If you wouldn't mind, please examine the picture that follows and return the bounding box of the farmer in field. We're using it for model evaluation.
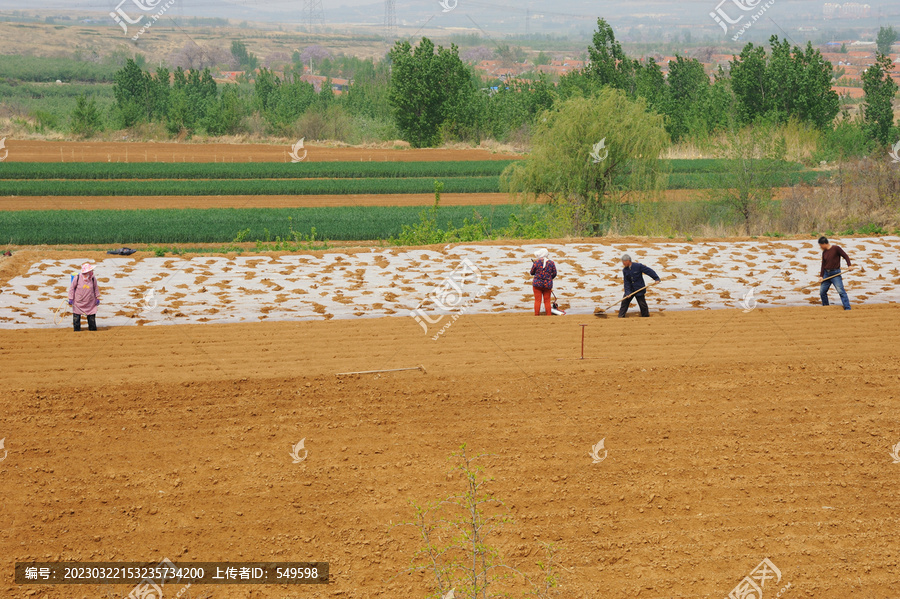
[619,254,660,318]
[818,236,852,310]
[68,262,101,331]
[530,248,557,316]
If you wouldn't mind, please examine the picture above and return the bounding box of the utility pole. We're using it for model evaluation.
[384,0,397,41]
[300,0,325,33]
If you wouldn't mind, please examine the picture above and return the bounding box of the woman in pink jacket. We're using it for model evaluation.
[68,263,100,331]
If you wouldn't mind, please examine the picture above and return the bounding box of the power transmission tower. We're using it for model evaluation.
[300,0,325,33]
[384,0,397,41]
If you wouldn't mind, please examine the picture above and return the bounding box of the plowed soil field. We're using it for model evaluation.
[2,305,900,598]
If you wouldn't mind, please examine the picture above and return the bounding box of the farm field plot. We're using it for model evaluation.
[0,205,522,244]
[1,304,899,598]
[2,237,898,329]
[0,161,515,179]
[0,193,514,211]
[0,189,797,212]
[1,140,518,163]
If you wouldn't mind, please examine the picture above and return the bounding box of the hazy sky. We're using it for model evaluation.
[1,0,897,30]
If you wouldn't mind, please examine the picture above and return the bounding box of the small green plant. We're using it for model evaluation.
[395,445,562,599]
[221,228,251,253]
[857,223,887,235]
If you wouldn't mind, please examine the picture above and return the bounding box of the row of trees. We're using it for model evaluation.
[101,19,897,148]
[386,20,897,147]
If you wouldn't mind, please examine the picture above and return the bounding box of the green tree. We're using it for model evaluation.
[634,58,668,116]
[150,66,170,120]
[231,40,259,71]
[501,89,669,234]
[484,77,555,142]
[773,39,839,128]
[166,87,193,135]
[70,95,103,137]
[344,59,392,120]
[584,18,637,93]
[861,53,899,144]
[254,67,278,112]
[729,43,769,123]
[266,79,316,132]
[730,37,838,129]
[876,26,898,55]
[203,84,245,136]
[113,58,151,127]
[664,56,711,141]
[388,37,474,147]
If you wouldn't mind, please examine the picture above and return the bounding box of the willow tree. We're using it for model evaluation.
[500,88,668,234]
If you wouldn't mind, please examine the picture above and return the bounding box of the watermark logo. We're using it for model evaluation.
[738,268,782,313]
[0,438,7,462]
[726,558,790,599]
[127,557,190,599]
[124,287,159,316]
[137,288,159,313]
[0,138,8,162]
[889,140,900,164]
[589,438,607,464]
[409,258,486,340]
[290,439,308,463]
[438,0,458,12]
[710,0,775,41]
[890,441,900,464]
[290,138,308,163]
[738,287,759,313]
[590,138,609,163]
[110,0,177,41]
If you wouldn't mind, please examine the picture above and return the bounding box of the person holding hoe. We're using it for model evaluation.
[818,236,853,310]
[530,248,557,316]
[68,262,101,331]
[619,254,660,318]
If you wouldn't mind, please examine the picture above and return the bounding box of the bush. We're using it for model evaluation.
[70,95,103,138]
[813,117,876,162]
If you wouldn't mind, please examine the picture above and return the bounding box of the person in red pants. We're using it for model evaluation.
[530,248,557,316]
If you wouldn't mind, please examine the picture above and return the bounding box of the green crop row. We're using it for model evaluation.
[665,170,824,189]
[0,205,523,244]
[663,159,806,174]
[0,177,502,197]
[0,160,516,180]
[0,159,810,181]
[0,171,824,197]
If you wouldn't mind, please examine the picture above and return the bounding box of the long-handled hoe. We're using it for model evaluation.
[594,285,649,318]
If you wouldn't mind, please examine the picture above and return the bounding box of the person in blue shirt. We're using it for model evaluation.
[619,254,660,318]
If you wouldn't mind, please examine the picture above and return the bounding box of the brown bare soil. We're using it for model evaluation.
[0,193,516,211]
[3,140,516,163]
[2,306,899,598]
[0,190,799,211]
